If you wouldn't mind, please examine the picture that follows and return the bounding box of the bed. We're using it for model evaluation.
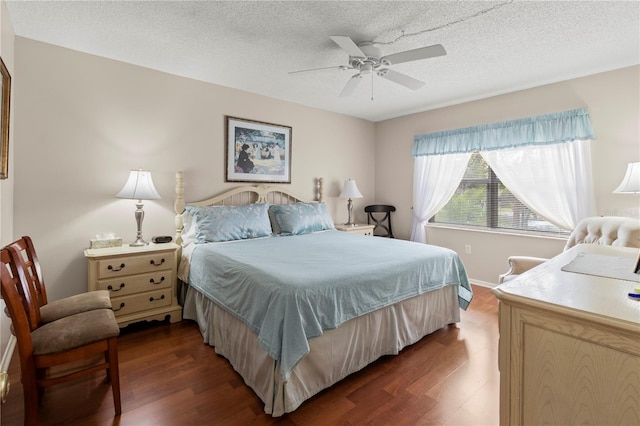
[174,172,473,416]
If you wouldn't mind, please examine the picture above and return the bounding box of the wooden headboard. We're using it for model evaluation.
[174,171,324,245]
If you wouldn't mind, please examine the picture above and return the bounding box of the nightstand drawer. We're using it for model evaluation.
[96,252,171,279]
[98,271,173,297]
[111,289,173,317]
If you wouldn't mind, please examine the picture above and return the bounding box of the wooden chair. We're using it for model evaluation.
[0,248,121,426]
[365,205,396,238]
[6,236,111,324]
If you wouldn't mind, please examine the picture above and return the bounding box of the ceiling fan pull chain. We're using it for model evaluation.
[371,72,374,101]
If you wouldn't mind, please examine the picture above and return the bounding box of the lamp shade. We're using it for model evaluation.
[613,162,640,194]
[116,170,161,200]
[339,179,363,199]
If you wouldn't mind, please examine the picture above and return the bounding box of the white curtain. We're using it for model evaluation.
[481,139,595,230]
[410,152,472,243]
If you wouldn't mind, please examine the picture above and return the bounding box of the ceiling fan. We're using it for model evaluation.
[290,35,447,97]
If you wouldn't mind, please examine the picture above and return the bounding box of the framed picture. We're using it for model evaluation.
[225,116,292,183]
[0,57,10,180]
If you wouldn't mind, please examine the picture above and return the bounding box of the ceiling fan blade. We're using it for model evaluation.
[339,74,362,97]
[330,35,366,58]
[381,44,446,65]
[289,65,349,75]
[378,69,425,90]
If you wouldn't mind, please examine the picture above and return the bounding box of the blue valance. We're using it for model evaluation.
[412,108,595,157]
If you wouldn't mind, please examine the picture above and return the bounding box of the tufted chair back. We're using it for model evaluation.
[564,216,640,251]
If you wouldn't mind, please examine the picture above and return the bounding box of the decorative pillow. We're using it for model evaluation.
[270,202,335,235]
[185,204,272,243]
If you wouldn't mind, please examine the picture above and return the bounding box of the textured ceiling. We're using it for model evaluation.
[6,1,640,122]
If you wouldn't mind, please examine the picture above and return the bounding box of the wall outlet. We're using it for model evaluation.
[465,244,472,254]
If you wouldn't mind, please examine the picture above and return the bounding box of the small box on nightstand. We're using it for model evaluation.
[89,237,123,249]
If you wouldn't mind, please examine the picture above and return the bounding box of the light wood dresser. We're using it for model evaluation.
[493,244,640,426]
[85,243,182,327]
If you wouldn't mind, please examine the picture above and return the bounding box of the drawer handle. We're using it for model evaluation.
[149,276,165,285]
[150,258,165,267]
[149,295,166,302]
[107,283,126,292]
[107,263,126,272]
[112,302,125,312]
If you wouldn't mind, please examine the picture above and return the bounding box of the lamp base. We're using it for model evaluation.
[344,198,356,227]
[130,200,149,247]
[129,237,149,247]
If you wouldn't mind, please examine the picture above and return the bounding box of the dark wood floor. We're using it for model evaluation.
[1,285,499,425]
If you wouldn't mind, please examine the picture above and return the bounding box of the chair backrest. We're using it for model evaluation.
[0,249,38,359]
[2,244,43,330]
[365,204,396,238]
[564,216,640,251]
[6,236,47,308]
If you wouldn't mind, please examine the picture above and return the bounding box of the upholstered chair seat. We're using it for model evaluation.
[499,216,640,283]
[31,308,119,355]
[39,290,112,323]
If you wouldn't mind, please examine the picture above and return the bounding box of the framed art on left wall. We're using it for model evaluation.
[225,116,292,183]
[0,57,10,180]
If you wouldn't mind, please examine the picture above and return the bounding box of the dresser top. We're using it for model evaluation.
[493,244,640,329]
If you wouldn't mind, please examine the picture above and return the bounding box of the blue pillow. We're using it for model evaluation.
[270,202,335,235]
[186,204,272,243]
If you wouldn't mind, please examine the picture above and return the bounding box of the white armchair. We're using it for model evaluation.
[498,216,640,283]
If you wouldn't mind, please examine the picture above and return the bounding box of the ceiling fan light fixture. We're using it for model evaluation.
[291,35,447,98]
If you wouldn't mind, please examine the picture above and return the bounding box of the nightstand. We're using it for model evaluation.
[335,224,375,236]
[84,243,182,327]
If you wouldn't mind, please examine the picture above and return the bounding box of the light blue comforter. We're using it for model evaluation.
[188,230,472,380]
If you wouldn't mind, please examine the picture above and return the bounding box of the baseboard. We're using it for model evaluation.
[0,335,16,404]
[470,279,497,288]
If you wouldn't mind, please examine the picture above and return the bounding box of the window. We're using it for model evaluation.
[432,153,567,234]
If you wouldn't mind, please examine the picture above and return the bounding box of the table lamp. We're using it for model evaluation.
[613,161,640,194]
[339,178,363,226]
[116,169,161,246]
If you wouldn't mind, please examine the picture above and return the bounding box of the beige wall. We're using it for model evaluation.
[0,0,14,367]
[375,65,640,284]
[12,37,375,303]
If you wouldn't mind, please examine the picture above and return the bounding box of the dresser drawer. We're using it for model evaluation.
[97,270,173,297]
[96,252,172,279]
[111,289,173,317]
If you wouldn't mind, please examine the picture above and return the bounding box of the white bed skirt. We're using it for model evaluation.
[183,284,460,416]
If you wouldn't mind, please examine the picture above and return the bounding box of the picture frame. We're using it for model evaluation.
[225,116,292,183]
[0,57,10,180]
